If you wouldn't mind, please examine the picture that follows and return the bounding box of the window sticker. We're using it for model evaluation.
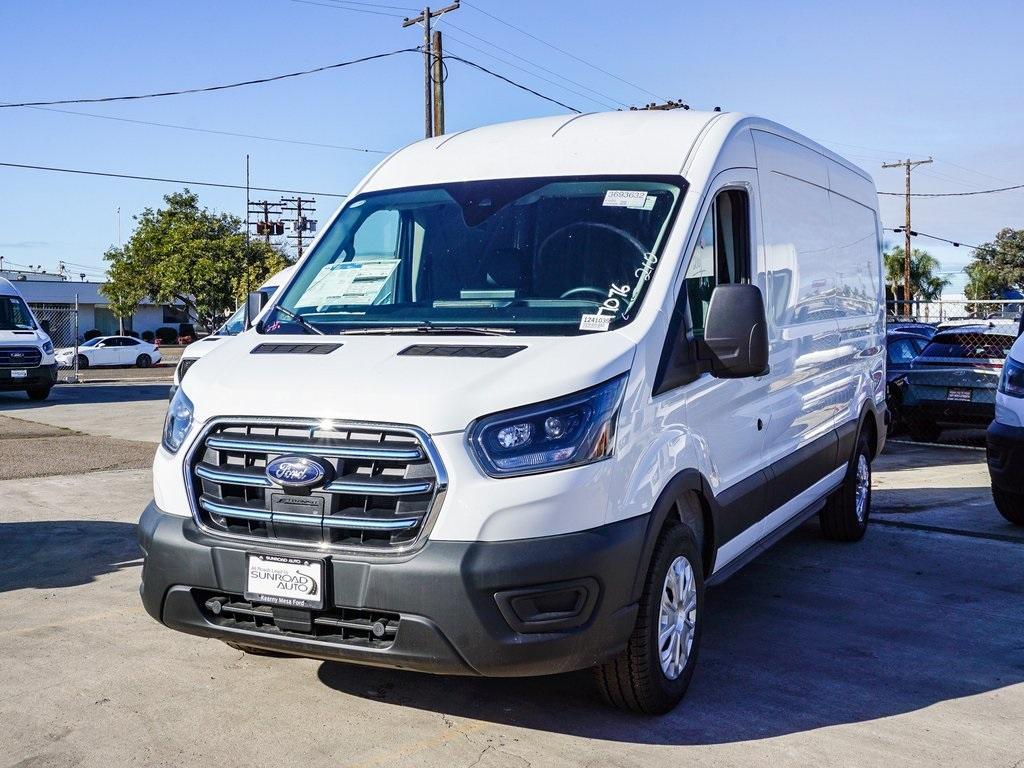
[602,190,650,209]
[579,313,612,332]
[297,259,400,310]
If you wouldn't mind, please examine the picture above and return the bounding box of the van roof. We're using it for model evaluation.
[0,277,21,297]
[359,110,868,192]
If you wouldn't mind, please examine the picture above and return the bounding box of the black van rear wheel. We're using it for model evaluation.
[820,434,871,541]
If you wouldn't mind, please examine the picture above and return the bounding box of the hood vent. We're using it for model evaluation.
[251,343,342,355]
[399,344,526,359]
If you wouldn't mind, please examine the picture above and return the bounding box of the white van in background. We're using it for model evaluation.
[140,110,886,714]
[0,277,57,401]
[172,266,295,387]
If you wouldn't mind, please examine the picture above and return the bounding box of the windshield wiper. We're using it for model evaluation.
[267,306,326,336]
[337,323,515,336]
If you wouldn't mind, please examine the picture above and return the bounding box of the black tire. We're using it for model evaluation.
[136,353,152,368]
[992,486,1024,526]
[594,521,704,714]
[223,641,290,658]
[25,385,51,401]
[76,354,89,370]
[820,434,872,542]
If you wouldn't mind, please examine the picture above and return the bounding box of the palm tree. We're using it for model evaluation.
[883,246,951,315]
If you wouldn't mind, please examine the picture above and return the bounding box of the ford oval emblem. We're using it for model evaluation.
[265,456,328,491]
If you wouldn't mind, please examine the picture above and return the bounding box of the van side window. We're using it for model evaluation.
[683,189,751,335]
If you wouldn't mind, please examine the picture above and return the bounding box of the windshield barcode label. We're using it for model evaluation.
[579,314,612,332]
[603,190,650,208]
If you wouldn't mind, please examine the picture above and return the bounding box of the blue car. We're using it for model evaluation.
[893,323,1016,442]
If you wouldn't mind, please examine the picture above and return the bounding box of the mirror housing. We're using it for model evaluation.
[701,284,769,378]
[245,291,268,329]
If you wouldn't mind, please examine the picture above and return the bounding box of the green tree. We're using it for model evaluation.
[883,246,951,308]
[101,247,147,332]
[964,227,1024,292]
[963,260,1009,301]
[102,190,292,327]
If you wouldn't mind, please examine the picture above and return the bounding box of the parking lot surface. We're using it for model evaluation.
[1,391,1021,767]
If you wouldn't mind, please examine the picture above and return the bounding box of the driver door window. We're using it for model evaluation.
[684,189,751,336]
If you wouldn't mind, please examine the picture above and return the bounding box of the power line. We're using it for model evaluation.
[884,227,990,252]
[435,17,625,109]
[0,161,347,197]
[0,48,418,108]
[289,0,407,18]
[445,54,581,113]
[20,105,388,154]
[878,183,1024,197]
[442,35,612,111]
[460,0,667,102]
[315,0,418,11]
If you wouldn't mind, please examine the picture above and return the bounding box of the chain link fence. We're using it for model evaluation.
[887,300,1019,447]
[30,303,81,383]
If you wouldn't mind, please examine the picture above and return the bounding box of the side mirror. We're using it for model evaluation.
[701,284,769,378]
[245,291,268,329]
[39,319,51,335]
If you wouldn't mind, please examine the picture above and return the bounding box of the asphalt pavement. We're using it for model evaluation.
[0,390,1021,767]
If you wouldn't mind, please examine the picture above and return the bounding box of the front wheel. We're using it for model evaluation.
[992,486,1024,526]
[820,434,872,541]
[26,385,51,401]
[76,354,89,370]
[136,353,152,368]
[594,522,704,714]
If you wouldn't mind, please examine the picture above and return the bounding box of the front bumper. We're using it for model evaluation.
[138,502,644,677]
[0,363,56,391]
[987,420,1024,494]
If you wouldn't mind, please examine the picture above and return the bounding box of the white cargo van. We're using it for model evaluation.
[140,111,886,713]
[0,277,57,401]
[173,266,295,387]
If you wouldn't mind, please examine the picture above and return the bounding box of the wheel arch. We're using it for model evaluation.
[630,468,719,602]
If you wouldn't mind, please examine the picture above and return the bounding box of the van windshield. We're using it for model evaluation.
[266,176,683,336]
[0,295,36,331]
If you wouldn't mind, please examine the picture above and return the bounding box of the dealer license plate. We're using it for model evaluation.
[245,553,324,609]
[946,388,972,402]
[10,369,26,379]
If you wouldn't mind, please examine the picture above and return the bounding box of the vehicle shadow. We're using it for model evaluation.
[316,523,1024,744]
[0,383,170,409]
[0,520,140,593]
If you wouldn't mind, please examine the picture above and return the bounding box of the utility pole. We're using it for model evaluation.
[882,157,932,318]
[402,1,459,138]
[431,29,445,136]
[248,200,283,246]
[281,197,317,259]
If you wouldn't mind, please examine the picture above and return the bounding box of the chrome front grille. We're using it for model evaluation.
[0,346,42,368]
[188,419,446,552]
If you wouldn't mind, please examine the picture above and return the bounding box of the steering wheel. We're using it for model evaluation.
[559,286,608,301]
[539,222,649,301]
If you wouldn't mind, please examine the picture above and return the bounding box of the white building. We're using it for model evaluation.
[1,270,191,344]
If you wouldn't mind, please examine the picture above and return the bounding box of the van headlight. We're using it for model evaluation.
[42,340,54,355]
[469,375,627,477]
[999,357,1024,398]
[162,386,195,453]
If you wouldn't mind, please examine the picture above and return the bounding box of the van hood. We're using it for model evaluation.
[180,334,230,362]
[0,329,45,346]
[182,332,637,434]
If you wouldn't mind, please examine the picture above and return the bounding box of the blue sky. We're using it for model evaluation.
[2,0,1022,295]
